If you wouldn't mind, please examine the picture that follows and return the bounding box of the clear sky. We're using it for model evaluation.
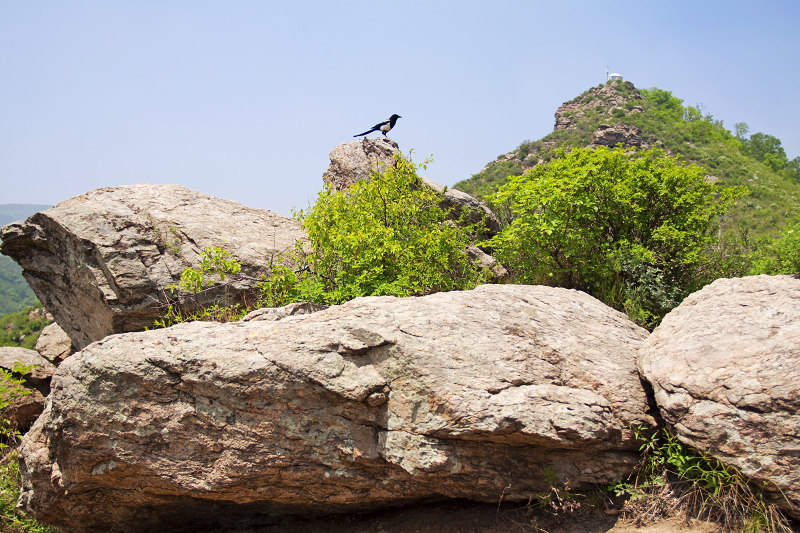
[2,1,799,216]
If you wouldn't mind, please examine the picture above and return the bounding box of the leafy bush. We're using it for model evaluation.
[262,154,488,305]
[749,217,800,275]
[485,146,747,327]
[155,154,489,327]
[0,364,55,532]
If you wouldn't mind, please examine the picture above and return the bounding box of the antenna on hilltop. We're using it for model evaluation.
[606,65,609,82]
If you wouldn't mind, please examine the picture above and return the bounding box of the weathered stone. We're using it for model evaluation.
[639,275,800,519]
[240,301,327,322]
[0,347,55,431]
[0,347,56,396]
[590,123,646,149]
[35,323,74,365]
[19,284,652,532]
[0,184,306,350]
[3,387,46,432]
[323,137,400,192]
[465,245,508,281]
[554,81,643,130]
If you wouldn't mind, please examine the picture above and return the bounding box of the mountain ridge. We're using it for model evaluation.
[454,80,800,237]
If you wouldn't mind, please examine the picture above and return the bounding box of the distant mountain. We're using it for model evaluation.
[0,203,50,315]
[0,203,51,227]
[454,80,800,238]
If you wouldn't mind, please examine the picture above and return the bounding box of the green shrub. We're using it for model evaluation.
[485,146,747,327]
[612,425,792,532]
[749,217,800,275]
[263,154,488,305]
[154,154,490,326]
[1,364,55,532]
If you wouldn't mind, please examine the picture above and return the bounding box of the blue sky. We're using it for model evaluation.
[2,1,799,216]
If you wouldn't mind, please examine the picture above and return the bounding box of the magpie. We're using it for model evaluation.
[354,114,401,137]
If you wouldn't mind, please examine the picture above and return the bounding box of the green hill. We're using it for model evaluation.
[454,81,800,238]
[0,204,50,315]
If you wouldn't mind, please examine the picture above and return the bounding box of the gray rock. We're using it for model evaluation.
[0,347,56,395]
[590,123,646,149]
[240,301,327,322]
[35,323,74,365]
[0,347,55,431]
[639,275,800,519]
[0,184,306,350]
[19,284,652,532]
[323,137,400,192]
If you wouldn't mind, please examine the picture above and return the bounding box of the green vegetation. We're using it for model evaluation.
[264,155,487,305]
[456,82,800,239]
[0,256,39,317]
[0,306,51,350]
[1,364,56,533]
[485,146,746,327]
[611,425,792,532]
[156,154,489,326]
[0,204,50,317]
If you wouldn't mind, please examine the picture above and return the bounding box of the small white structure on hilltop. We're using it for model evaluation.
[605,66,623,82]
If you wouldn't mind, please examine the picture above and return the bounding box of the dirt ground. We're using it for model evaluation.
[215,500,726,533]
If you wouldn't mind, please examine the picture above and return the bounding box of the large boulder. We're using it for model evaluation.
[0,184,306,350]
[639,275,800,518]
[19,284,653,532]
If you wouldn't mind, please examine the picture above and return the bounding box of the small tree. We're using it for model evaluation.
[485,145,746,327]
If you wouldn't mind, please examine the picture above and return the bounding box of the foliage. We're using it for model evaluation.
[485,146,747,327]
[0,363,54,532]
[749,217,800,275]
[154,155,489,327]
[0,306,51,349]
[611,425,792,532]
[0,255,39,317]
[455,82,800,242]
[153,247,250,328]
[261,154,488,306]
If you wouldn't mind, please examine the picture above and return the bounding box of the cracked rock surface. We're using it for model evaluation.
[0,184,305,350]
[19,284,653,532]
[639,275,800,519]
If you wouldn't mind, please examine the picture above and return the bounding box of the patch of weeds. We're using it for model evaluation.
[610,425,793,532]
[0,449,56,533]
[1,365,56,532]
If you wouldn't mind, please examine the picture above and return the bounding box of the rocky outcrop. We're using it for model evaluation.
[590,123,647,149]
[19,284,652,532]
[323,137,401,192]
[35,323,74,365]
[0,184,306,350]
[554,81,643,131]
[639,275,800,518]
[0,347,56,430]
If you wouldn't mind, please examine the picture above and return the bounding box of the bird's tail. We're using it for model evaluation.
[353,130,372,137]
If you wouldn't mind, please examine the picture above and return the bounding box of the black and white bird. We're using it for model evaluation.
[353,114,401,137]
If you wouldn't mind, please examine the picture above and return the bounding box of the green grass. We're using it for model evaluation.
[0,449,55,533]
